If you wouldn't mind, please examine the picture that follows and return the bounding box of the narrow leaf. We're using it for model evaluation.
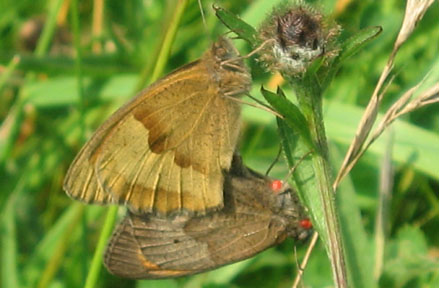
[331,143,376,288]
[319,26,382,90]
[337,26,383,65]
[214,5,258,46]
[261,86,315,151]
[1,190,21,288]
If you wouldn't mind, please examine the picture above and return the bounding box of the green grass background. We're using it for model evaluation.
[1,0,438,287]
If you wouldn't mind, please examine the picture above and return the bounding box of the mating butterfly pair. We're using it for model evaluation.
[64,37,311,279]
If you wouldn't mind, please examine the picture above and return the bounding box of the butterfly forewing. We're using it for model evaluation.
[64,38,250,216]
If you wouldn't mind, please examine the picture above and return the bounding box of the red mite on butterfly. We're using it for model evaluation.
[270,179,284,193]
[300,218,313,229]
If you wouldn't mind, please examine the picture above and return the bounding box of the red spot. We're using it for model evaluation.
[270,180,283,193]
[299,219,312,229]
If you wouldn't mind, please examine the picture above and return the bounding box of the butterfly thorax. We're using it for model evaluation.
[203,37,251,98]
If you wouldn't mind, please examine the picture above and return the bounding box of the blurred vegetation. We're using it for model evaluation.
[0,0,438,288]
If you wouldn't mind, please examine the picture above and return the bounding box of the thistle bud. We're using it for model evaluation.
[258,2,340,76]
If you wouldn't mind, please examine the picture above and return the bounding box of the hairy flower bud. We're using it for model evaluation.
[258,2,340,75]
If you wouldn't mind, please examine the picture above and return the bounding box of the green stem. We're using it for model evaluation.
[1,182,23,288]
[84,206,118,288]
[0,55,20,92]
[35,0,64,57]
[70,0,85,141]
[136,0,190,90]
[289,75,348,287]
[0,56,21,163]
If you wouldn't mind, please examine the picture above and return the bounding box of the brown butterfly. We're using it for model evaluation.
[63,37,251,216]
[104,155,311,279]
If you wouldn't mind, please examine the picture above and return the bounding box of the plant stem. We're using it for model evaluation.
[84,206,118,288]
[136,0,190,90]
[288,75,348,287]
[70,0,85,142]
[35,0,64,57]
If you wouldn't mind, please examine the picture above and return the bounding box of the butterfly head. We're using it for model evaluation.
[209,37,252,97]
[269,180,313,240]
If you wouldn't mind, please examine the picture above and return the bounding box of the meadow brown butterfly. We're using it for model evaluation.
[104,154,311,279]
[64,37,251,216]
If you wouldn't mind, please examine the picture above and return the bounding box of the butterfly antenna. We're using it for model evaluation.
[265,145,283,176]
[245,93,277,111]
[221,38,275,66]
[197,0,207,30]
[292,233,319,288]
[224,94,283,118]
[282,151,313,183]
[293,245,303,272]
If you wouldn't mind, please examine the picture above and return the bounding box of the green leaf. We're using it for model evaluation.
[178,258,254,288]
[319,26,382,90]
[1,188,22,288]
[260,87,315,151]
[25,75,137,108]
[382,226,438,287]
[337,26,383,66]
[262,85,330,242]
[137,279,179,288]
[214,6,258,47]
[21,204,88,287]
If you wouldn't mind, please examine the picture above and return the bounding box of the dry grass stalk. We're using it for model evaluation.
[292,232,319,288]
[92,0,104,53]
[349,82,439,175]
[334,0,436,187]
